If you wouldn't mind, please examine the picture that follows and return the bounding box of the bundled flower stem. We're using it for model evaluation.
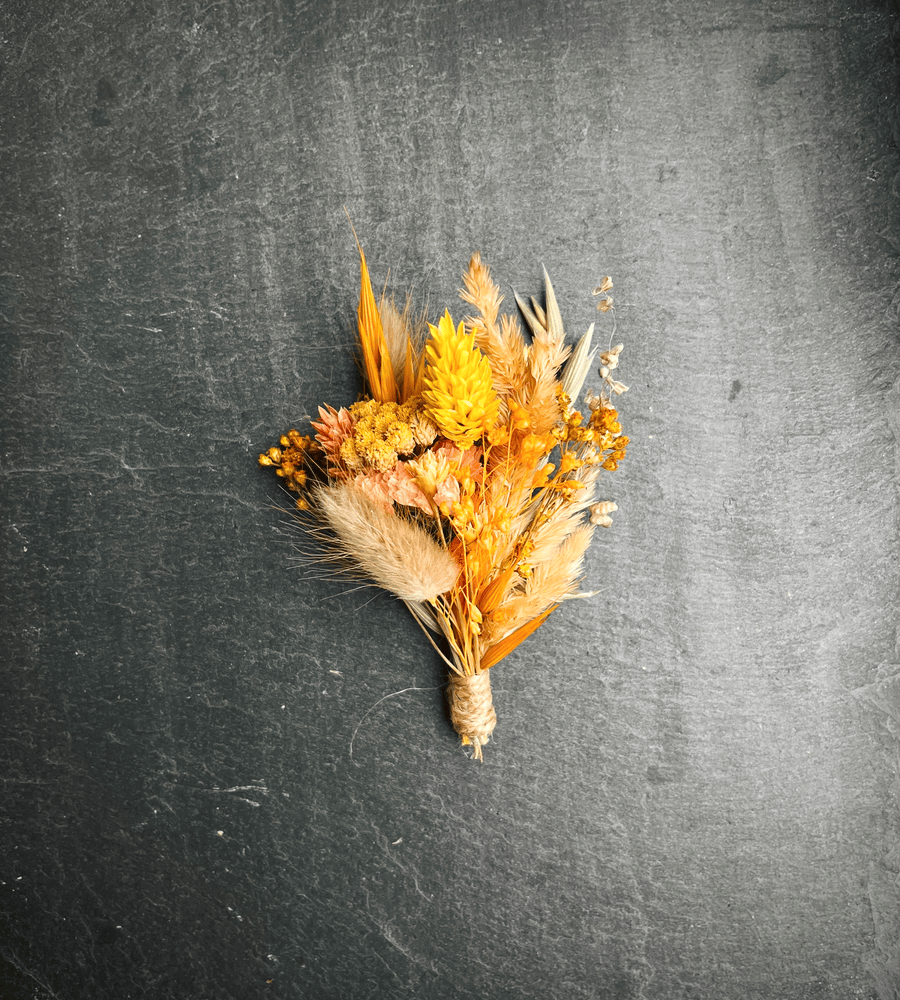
[259,242,628,760]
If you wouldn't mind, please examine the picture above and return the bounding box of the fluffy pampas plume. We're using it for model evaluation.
[259,237,629,760]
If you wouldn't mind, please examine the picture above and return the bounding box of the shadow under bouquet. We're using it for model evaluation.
[259,242,627,759]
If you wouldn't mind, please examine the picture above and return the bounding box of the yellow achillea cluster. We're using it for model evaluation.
[259,241,629,759]
[339,397,437,472]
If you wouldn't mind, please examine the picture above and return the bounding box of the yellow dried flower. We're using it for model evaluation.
[422,311,499,449]
[341,397,429,472]
[339,436,363,469]
[258,429,316,505]
[406,449,453,500]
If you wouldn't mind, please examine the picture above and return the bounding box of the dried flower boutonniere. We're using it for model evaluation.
[259,242,627,759]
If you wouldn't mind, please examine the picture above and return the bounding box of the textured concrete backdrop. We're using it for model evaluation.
[2,1,899,999]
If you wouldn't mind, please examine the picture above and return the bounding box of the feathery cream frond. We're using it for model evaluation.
[483,523,595,646]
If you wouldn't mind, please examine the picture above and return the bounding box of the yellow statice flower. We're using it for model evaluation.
[422,311,499,449]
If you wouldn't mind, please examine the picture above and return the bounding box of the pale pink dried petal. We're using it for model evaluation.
[432,440,484,484]
[311,404,355,465]
[433,475,460,508]
[351,471,394,513]
[384,463,432,514]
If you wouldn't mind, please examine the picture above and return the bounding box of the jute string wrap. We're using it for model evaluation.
[447,671,497,761]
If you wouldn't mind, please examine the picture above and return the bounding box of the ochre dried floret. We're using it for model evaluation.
[258,429,317,507]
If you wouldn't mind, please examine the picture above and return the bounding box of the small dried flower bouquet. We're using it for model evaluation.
[259,243,627,759]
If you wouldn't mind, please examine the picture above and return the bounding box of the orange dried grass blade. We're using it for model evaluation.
[477,561,518,615]
[355,242,398,403]
[480,604,558,670]
[378,344,396,403]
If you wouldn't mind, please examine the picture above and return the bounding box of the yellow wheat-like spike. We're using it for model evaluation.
[422,311,499,449]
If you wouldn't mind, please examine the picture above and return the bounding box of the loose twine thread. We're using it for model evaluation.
[447,671,497,761]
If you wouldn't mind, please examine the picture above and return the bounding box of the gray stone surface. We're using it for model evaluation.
[1,1,899,998]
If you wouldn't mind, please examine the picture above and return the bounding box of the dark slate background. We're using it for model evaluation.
[2,1,900,998]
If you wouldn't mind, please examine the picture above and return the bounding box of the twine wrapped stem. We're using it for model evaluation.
[447,671,497,761]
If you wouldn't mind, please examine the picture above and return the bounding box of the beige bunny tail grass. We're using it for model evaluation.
[378,296,412,392]
[315,482,459,603]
